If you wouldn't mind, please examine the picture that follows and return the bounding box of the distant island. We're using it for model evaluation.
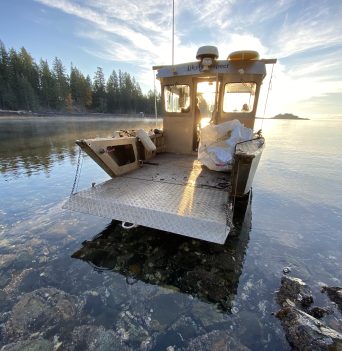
[271,113,309,120]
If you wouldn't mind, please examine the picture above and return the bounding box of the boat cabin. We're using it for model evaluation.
[155,46,275,154]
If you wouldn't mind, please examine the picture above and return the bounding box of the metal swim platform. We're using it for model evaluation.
[63,153,233,244]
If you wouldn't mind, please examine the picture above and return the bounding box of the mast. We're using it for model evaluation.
[172,0,175,66]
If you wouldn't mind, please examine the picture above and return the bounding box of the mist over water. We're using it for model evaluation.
[0,116,341,350]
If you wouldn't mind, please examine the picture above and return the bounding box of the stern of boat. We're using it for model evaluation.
[231,136,265,197]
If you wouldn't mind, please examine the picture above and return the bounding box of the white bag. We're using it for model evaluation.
[198,120,253,171]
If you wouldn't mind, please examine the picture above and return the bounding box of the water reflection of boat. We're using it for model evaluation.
[72,194,252,312]
[64,47,276,244]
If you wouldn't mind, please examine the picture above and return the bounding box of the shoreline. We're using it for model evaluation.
[0,110,160,120]
[1,110,308,121]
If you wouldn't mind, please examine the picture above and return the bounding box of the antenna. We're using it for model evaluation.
[172,0,175,65]
[154,71,158,127]
[261,63,275,130]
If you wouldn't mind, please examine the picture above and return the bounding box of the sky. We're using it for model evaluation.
[0,0,342,118]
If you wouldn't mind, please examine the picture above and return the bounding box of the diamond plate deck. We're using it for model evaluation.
[63,153,233,244]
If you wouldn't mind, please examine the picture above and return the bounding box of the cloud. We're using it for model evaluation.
[34,0,342,115]
[273,2,342,58]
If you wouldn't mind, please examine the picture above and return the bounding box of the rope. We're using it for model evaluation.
[261,63,275,131]
[70,146,83,196]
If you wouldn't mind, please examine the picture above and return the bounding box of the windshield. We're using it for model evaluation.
[223,82,256,113]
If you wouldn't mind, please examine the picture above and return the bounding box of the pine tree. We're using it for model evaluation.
[70,66,92,111]
[106,70,119,113]
[18,47,39,110]
[92,67,106,112]
[7,48,21,109]
[0,41,12,109]
[65,93,73,112]
[39,59,58,110]
[53,57,69,110]
[0,40,162,116]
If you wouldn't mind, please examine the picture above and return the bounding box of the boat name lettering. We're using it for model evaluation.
[187,64,229,71]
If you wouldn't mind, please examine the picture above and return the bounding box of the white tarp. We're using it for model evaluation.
[198,119,253,171]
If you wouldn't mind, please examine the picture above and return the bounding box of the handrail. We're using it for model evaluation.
[234,136,265,154]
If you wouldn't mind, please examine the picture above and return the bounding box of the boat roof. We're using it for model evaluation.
[153,58,277,79]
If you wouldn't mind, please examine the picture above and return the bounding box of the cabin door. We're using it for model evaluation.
[194,79,220,149]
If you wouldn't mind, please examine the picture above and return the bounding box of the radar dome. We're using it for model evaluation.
[196,46,219,60]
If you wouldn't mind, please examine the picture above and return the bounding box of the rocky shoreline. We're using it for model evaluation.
[276,275,342,350]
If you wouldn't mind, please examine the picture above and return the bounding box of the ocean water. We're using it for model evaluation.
[0,116,341,350]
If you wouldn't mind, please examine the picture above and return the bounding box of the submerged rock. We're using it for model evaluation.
[4,268,42,297]
[3,287,81,342]
[191,302,227,328]
[322,286,342,312]
[0,290,8,311]
[115,310,150,347]
[169,315,205,341]
[277,276,313,308]
[276,304,342,351]
[0,338,54,351]
[65,325,132,351]
[308,306,333,319]
[183,330,250,351]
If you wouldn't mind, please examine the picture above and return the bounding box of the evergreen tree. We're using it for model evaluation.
[70,66,92,111]
[53,57,69,110]
[7,48,21,109]
[65,92,73,112]
[92,67,106,112]
[106,69,119,113]
[118,69,123,113]
[0,40,162,115]
[39,59,58,109]
[18,47,39,110]
[0,41,12,109]
[85,75,92,109]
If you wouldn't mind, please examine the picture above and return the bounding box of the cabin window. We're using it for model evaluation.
[164,85,190,113]
[223,82,256,113]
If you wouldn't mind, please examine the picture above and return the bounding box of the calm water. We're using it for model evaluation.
[0,116,341,350]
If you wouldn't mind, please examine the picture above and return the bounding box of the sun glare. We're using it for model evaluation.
[200,117,211,128]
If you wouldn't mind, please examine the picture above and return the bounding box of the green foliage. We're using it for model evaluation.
[92,67,106,112]
[53,57,69,109]
[0,40,161,115]
[70,66,92,111]
[39,59,58,109]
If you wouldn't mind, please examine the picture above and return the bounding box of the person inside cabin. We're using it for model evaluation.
[242,103,249,112]
[193,97,201,150]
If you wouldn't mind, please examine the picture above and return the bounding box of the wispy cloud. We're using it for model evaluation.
[34,0,342,115]
[274,2,342,58]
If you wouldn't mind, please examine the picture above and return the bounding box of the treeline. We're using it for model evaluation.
[0,40,160,114]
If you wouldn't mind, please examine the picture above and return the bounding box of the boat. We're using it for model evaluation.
[63,46,276,244]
